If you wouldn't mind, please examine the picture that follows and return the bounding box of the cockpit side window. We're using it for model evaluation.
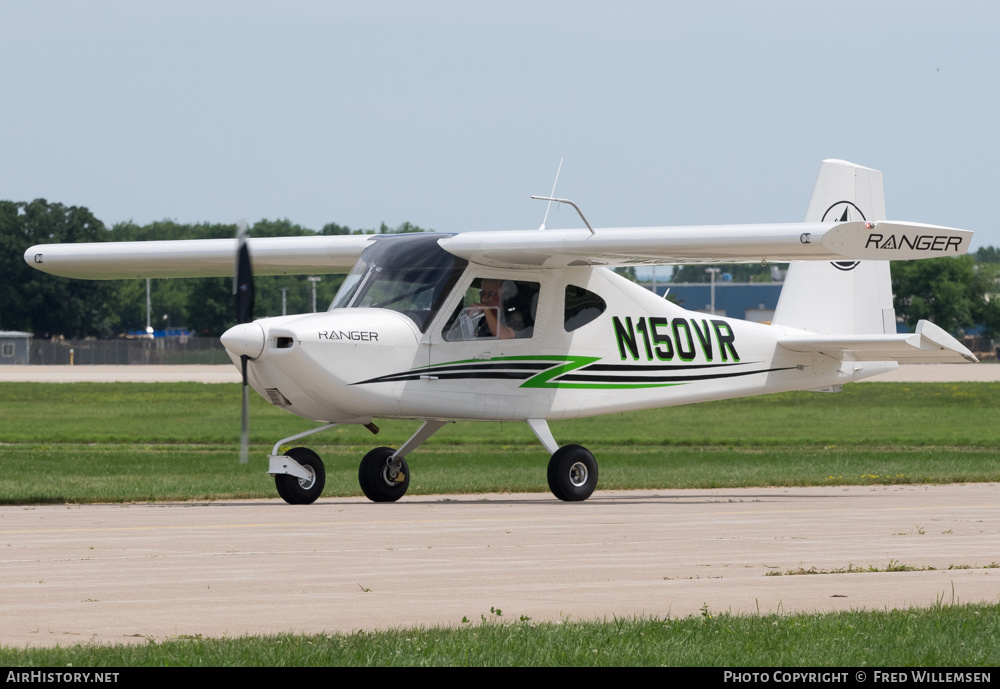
[330,234,466,332]
[564,284,606,331]
[442,277,540,341]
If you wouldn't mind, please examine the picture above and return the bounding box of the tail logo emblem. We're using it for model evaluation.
[823,201,866,271]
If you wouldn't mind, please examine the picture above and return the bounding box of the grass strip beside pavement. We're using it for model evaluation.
[2,603,997,666]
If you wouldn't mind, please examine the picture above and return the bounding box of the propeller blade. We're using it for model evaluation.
[234,220,255,325]
[234,220,254,464]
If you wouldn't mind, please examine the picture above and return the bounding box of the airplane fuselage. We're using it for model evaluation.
[232,260,859,426]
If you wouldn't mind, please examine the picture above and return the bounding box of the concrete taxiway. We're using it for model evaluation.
[2,484,998,647]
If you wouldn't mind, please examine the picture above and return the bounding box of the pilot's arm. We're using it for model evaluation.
[469,303,514,339]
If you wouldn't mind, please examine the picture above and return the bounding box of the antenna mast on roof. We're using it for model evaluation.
[537,158,563,231]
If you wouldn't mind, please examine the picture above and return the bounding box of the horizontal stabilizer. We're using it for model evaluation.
[778,320,978,363]
[24,235,374,279]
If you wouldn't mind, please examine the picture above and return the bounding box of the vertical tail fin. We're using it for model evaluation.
[772,160,896,335]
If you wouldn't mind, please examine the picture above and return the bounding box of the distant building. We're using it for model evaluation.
[648,283,783,322]
[0,331,33,365]
[124,327,193,340]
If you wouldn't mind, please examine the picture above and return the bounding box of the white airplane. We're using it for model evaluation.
[25,160,977,504]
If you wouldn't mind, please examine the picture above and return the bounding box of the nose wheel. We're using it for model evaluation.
[274,447,326,505]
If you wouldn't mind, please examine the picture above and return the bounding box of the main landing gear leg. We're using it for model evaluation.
[527,418,599,502]
[359,420,448,503]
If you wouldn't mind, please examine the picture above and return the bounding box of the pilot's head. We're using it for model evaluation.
[481,279,516,307]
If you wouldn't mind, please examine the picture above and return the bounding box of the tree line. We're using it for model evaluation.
[0,199,427,339]
[2,199,998,339]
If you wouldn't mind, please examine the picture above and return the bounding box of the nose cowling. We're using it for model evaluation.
[221,322,265,360]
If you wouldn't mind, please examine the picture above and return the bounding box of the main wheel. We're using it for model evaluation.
[359,446,410,502]
[275,447,326,505]
[547,445,598,502]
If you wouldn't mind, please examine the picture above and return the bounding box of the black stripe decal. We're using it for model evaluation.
[559,366,794,383]
[354,363,550,385]
[583,362,752,372]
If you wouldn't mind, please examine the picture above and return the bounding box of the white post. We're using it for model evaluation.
[307,277,321,313]
[145,278,153,337]
[706,267,721,315]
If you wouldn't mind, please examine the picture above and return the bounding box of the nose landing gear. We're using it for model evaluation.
[274,447,326,505]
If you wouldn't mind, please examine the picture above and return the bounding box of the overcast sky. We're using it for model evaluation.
[2,1,997,248]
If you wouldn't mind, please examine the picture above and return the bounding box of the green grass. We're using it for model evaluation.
[5,381,1000,446]
[2,382,999,503]
[2,604,997,666]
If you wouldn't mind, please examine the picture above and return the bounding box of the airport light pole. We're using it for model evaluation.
[706,267,721,315]
[307,277,321,313]
[145,278,153,337]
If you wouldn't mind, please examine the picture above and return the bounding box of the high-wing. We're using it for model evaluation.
[440,220,972,269]
[24,219,970,279]
[24,235,374,279]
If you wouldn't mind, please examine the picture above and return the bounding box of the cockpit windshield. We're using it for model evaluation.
[330,234,467,332]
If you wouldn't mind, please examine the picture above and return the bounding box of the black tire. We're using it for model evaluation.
[358,446,410,503]
[547,445,598,502]
[274,472,292,503]
[275,447,326,505]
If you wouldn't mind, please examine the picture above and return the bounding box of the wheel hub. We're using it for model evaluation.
[382,458,405,485]
[568,461,588,487]
[297,466,316,490]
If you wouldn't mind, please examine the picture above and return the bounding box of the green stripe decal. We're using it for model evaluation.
[518,356,682,389]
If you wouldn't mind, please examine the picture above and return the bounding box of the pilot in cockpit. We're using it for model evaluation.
[444,277,537,341]
[469,279,519,339]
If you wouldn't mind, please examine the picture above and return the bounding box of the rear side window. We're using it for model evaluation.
[564,285,606,331]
